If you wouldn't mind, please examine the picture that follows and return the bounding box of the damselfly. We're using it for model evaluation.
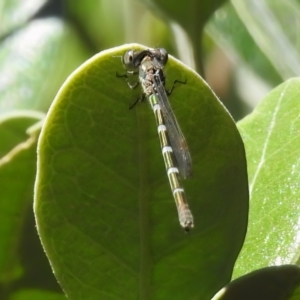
[120,48,194,231]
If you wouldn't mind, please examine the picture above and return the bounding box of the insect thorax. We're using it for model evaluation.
[139,57,166,97]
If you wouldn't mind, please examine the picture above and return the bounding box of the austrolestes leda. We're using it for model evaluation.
[120,48,194,232]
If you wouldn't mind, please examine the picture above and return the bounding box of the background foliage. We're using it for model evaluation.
[1,0,300,299]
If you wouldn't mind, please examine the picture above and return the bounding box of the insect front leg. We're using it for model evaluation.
[129,93,145,109]
[116,71,139,90]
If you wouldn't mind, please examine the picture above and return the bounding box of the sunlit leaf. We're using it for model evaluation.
[235,78,300,278]
[34,43,248,299]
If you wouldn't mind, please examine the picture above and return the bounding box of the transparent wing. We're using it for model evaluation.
[153,74,192,179]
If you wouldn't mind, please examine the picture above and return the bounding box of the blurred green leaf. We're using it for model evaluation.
[67,0,170,50]
[0,17,90,115]
[207,3,282,86]
[35,44,248,299]
[141,0,228,72]
[0,111,43,286]
[212,265,300,300]
[0,0,46,36]
[67,0,126,48]
[143,0,227,33]
[0,112,42,157]
[231,0,300,79]
[0,111,63,297]
[9,289,65,300]
[234,78,300,278]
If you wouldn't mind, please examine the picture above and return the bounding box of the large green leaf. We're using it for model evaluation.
[34,43,248,300]
[235,78,300,278]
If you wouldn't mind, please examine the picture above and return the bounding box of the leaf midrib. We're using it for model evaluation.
[136,103,153,300]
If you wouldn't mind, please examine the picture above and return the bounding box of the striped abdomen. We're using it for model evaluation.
[148,94,194,231]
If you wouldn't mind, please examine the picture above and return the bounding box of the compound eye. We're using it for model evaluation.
[157,48,168,66]
[122,50,135,68]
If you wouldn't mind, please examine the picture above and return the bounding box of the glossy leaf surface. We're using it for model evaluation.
[35,43,248,300]
[235,79,300,278]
